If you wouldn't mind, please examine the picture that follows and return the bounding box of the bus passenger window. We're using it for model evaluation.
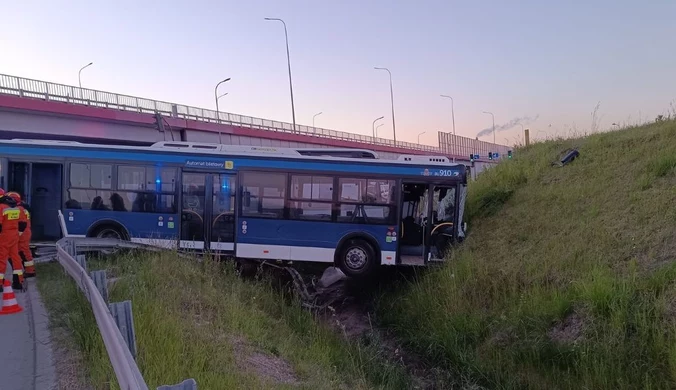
[241,172,286,218]
[336,177,395,224]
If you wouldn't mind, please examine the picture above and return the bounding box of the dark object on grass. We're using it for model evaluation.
[551,148,580,167]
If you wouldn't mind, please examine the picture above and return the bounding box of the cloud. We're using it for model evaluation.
[476,114,540,138]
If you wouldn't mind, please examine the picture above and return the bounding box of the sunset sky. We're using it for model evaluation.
[2,0,675,147]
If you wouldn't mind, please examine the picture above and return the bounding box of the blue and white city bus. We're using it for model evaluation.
[0,139,467,277]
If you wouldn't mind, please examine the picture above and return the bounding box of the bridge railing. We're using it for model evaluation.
[0,73,509,157]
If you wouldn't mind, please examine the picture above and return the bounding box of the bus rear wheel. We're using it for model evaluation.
[336,239,377,278]
[88,224,128,255]
[95,227,124,240]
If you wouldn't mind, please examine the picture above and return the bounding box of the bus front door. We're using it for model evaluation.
[429,185,458,261]
[399,182,431,266]
[180,172,236,253]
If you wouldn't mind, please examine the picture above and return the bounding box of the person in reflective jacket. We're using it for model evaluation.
[0,189,25,290]
[7,192,35,277]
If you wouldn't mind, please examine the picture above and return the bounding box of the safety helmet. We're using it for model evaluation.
[7,192,20,202]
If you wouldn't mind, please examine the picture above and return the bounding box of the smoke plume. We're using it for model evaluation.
[476,114,540,138]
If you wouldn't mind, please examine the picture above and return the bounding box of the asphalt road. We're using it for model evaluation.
[0,275,56,390]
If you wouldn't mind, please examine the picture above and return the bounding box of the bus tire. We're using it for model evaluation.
[336,238,378,278]
[89,223,129,241]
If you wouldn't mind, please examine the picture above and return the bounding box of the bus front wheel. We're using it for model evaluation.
[336,239,377,278]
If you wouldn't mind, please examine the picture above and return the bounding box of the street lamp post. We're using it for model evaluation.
[78,62,93,89]
[214,78,231,144]
[214,78,231,122]
[265,17,297,133]
[440,95,456,137]
[417,131,426,143]
[375,123,384,138]
[313,112,323,130]
[482,111,495,144]
[372,116,384,139]
[374,67,397,146]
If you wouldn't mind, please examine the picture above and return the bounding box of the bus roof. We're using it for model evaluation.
[0,139,462,169]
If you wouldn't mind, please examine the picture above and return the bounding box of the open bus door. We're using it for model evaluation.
[398,182,460,265]
[180,172,236,253]
[3,160,63,241]
[0,158,7,190]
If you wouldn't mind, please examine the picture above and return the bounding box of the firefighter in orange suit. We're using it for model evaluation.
[8,192,35,277]
[0,189,25,290]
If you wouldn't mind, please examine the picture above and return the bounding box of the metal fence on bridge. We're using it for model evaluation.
[0,73,508,158]
[438,132,511,159]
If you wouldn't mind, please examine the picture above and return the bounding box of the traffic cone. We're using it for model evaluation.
[0,279,23,315]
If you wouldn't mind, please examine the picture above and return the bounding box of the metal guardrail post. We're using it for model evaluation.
[91,270,109,303]
[109,301,138,359]
[76,254,87,271]
[157,379,198,390]
[68,241,77,257]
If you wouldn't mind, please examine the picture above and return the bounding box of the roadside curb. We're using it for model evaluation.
[26,278,57,390]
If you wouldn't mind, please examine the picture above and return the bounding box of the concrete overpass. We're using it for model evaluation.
[0,73,509,170]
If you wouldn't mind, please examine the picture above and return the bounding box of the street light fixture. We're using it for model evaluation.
[440,95,456,137]
[78,62,93,89]
[374,67,397,146]
[313,112,323,129]
[265,17,297,133]
[417,131,426,144]
[482,111,495,144]
[375,123,384,138]
[372,116,384,139]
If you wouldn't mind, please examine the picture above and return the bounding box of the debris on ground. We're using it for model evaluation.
[551,148,580,167]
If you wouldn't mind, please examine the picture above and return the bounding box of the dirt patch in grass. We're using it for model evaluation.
[230,335,300,386]
[547,310,586,345]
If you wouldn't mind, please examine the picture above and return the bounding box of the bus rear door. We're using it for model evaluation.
[180,172,236,253]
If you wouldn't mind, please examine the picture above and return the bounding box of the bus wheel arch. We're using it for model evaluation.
[334,233,380,278]
[87,220,130,241]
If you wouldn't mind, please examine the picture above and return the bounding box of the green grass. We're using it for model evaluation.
[38,252,411,389]
[378,119,676,389]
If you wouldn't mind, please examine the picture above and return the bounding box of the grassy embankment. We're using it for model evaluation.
[38,251,410,390]
[379,119,676,389]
